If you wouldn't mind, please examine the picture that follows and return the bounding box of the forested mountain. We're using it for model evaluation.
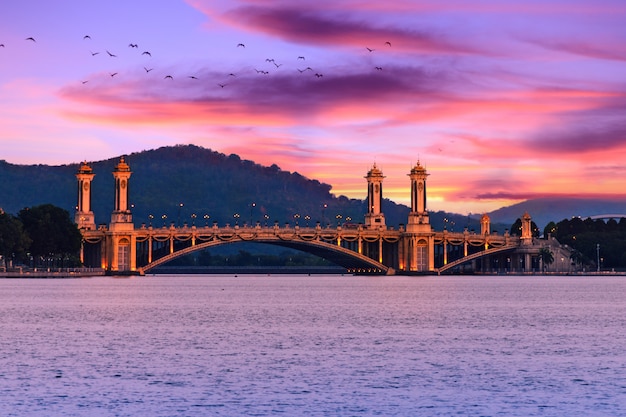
[488,197,626,230]
[1,145,413,228]
[0,144,534,232]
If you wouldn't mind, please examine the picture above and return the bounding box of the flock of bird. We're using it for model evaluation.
[1,35,393,90]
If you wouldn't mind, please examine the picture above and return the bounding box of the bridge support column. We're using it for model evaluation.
[105,157,137,274]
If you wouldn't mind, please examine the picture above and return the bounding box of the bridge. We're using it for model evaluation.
[75,159,550,275]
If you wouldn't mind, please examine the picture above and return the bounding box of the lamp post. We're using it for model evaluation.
[148,214,154,227]
[264,214,270,227]
[233,213,240,226]
[177,203,184,227]
[249,202,256,226]
[322,204,327,226]
[191,213,197,226]
[161,214,167,227]
[294,213,300,226]
[204,214,210,226]
[596,244,600,272]
[304,215,311,227]
[336,214,342,226]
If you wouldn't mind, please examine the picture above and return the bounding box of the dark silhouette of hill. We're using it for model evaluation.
[487,197,626,230]
[1,145,417,228]
[5,145,595,233]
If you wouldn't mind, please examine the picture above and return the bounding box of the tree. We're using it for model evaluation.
[538,247,554,272]
[0,212,31,268]
[543,221,557,238]
[18,204,82,267]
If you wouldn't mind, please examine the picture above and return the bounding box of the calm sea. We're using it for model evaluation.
[0,274,624,416]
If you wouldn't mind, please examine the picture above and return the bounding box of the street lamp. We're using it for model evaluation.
[191,213,197,226]
[250,202,256,225]
[322,204,327,226]
[148,214,154,227]
[233,213,240,226]
[177,203,184,227]
[161,214,167,227]
[304,215,311,227]
[204,214,210,226]
[336,214,342,226]
[264,214,270,226]
[294,213,300,226]
[596,244,600,272]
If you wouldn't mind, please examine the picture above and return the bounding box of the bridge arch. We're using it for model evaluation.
[138,236,392,275]
[436,245,518,274]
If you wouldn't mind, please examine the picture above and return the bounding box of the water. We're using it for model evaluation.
[0,275,624,416]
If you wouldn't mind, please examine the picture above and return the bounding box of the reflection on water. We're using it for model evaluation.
[1,275,624,416]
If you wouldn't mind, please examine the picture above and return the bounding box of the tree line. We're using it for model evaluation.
[543,217,626,270]
[0,204,82,270]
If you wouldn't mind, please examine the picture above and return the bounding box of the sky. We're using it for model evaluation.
[1,0,625,215]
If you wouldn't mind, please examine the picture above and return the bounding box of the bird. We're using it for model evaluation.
[366,47,374,52]
[143,67,153,73]
[385,41,391,47]
[83,35,91,40]
[228,73,236,77]
[142,51,151,56]
[188,75,198,80]
[274,62,282,68]
[217,83,227,88]
[106,50,117,57]
[25,37,36,42]
[90,50,99,56]
[265,58,274,62]
[0,44,4,48]
[237,43,245,48]
[375,66,383,70]
[81,80,89,84]
[315,73,323,78]
[129,43,138,48]
[110,72,118,77]
[297,56,305,60]
[164,75,173,80]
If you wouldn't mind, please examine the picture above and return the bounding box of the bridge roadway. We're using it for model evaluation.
[82,223,520,275]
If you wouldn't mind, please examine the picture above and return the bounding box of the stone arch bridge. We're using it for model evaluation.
[76,159,543,275]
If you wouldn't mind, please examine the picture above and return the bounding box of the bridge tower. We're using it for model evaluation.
[481,213,490,236]
[402,161,435,272]
[75,162,96,231]
[105,157,137,274]
[364,164,386,229]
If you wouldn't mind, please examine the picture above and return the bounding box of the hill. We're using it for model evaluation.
[6,145,588,233]
[0,145,521,232]
[487,198,626,230]
[1,145,413,228]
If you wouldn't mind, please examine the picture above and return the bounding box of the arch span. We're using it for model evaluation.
[436,245,517,274]
[139,236,392,275]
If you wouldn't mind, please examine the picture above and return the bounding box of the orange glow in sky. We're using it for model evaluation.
[1,1,625,214]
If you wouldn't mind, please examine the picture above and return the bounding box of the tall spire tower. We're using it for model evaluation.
[364,163,386,228]
[75,161,96,230]
[401,160,434,273]
[110,156,133,225]
[407,160,430,230]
